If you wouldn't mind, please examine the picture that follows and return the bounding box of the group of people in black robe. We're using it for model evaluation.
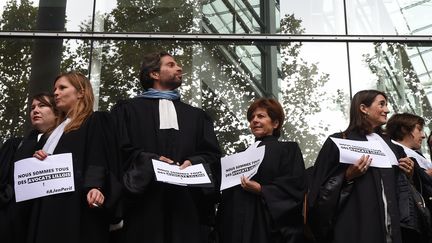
[1,51,432,243]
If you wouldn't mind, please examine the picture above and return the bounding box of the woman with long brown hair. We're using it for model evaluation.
[32,71,120,243]
[308,90,415,243]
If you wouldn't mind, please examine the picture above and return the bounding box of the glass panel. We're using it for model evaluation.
[65,0,94,32]
[0,0,93,32]
[279,0,346,34]
[94,0,275,34]
[201,0,263,34]
[280,42,350,166]
[0,0,38,31]
[347,0,432,35]
[87,40,261,153]
[96,0,203,33]
[0,39,351,165]
[0,0,282,35]
[0,38,90,142]
[0,38,34,141]
[350,42,432,156]
[401,1,432,35]
[82,40,348,166]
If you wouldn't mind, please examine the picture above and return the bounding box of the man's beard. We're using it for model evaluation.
[160,77,182,90]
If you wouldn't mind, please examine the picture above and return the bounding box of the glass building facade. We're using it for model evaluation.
[1,0,432,166]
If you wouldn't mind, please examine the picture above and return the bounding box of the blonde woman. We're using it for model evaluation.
[32,71,120,243]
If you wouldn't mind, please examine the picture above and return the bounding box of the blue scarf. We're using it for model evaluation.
[137,88,181,100]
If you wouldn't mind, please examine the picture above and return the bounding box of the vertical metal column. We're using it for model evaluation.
[261,0,279,98]
[89,0,103,111]
[343,0,353,100]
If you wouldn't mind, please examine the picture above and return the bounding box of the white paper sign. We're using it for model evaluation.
[393,141,432,170]
[152,160,211,186]
[14,153,75,202]
[220,144,265,191]
[330,137,392,168]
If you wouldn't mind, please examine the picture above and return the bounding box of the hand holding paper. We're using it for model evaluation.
[240,175,261,194]
[330,137,393,168]
[33,149,49,160]
[345,154,372,181]
[220,143,265,191]
[152,159,211,186]
[14,153,75,202]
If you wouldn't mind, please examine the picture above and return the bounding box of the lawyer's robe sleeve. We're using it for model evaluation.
[110,101,158,194]
[185,111,221,188]
[186,111,221,165]
[84,112,122,217]
[307,135,350,241]
[261,142,306,228]
[0,137,22,206]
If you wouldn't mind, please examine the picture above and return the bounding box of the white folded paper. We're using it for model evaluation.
[392,140,432,170]
[330,137,393,168]
[220,143,265,191]
[152,159,211,186]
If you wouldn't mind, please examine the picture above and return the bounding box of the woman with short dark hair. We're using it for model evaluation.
[386,113,432,242]
[217,98,306,243]
[386,113,425,145]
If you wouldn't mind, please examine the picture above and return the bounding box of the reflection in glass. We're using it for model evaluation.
[352,42,432,118]
[0,38,34,140]
[202,0,262,34]
[279,0,345,35]
[64,0,94,31]
[347,0,432,35]
[280,41,350,166]
[0,0,37,31]
[0,0,93,32]
[83,38,351,164]
[0,38,90,140]
[88,40,260,153]
[351,42,432,156]
[95,1,200,33]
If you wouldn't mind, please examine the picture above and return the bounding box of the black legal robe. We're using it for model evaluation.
[1,130,51,243]
[308,131,403,243]
[111,97,221,243]
[0,137,23,243]
[24,112,120,243]
[0,137,23,207]
[217,136,306,243]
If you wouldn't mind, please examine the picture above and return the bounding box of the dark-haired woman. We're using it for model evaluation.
[32,72,121,243]
[427,133,432,171]
[217,98,306,243]
[308,90,415,243]
[1,92,59,243]
[387,113,432,242]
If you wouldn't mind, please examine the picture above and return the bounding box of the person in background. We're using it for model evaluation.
[308,90,415,243]
[386,112,432,242]
[217,98,306,243]
[110,51,221,243]
[32,71,121,243]
[428,133,432,170]
[0,92,59,243]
